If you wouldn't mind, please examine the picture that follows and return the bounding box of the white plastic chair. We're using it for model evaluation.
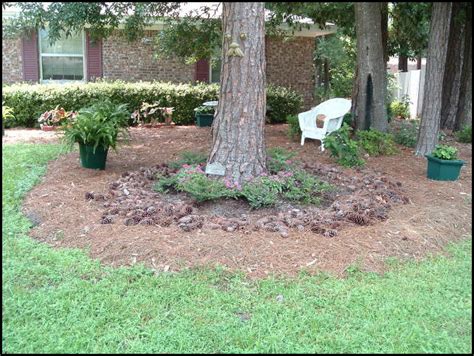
[298,98,352,151]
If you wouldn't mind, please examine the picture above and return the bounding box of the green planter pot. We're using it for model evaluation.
[79,143,109,170]
[195,113,214,127]
[425,154,465,181]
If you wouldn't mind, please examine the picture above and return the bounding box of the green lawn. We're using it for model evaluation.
[2,143,472,353]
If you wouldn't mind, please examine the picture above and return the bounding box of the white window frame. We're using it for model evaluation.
[38,29,87,83]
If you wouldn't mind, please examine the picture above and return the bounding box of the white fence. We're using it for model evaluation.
[390,66,426,118]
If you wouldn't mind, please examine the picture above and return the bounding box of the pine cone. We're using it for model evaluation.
[139,217,155,226]
[85,192,94,201]
[346,212,369,226]
[310,224,326,235]
[100,215,114,224]
[323,229,337,238]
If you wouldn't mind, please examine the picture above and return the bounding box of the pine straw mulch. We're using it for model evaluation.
[22,125,472,278]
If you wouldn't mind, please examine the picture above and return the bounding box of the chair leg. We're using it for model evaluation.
[301,134,305,146]
[320,139,325,152]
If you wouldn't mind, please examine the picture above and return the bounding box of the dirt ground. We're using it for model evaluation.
[12,125,472,278]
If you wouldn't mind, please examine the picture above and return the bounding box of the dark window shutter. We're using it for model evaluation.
[86,32,103,81]
[22,31,39,82]
[195,59,210,83]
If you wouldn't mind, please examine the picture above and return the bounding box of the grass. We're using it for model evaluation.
[2,143,472,354]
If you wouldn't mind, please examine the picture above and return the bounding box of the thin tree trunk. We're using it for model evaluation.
[398,55,408,72]
[441,2,465,130]
[416,2,453,156]
[353,2,388,132]
[208,2,266,184]
[454,13,472,131]
[323,58,330,95]
[416,56,422,70]
[381,2,389,63]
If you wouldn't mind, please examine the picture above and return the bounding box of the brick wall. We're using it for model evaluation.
[102,30,195,83]
[266,36,315,109]
[2,38,23,83]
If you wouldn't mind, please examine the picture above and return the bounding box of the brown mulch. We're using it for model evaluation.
[21,125,472,278]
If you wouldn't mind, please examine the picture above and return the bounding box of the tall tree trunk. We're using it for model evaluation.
[398,55,408,72]
[208,2,266,184]
[323,58,330,95]
[454,12,472,131]
[416,2,453,156]
[381,2,389,63]
[440,2,465,130]
[353,2,388,132]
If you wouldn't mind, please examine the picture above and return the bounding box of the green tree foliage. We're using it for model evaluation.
[388,2,431,59]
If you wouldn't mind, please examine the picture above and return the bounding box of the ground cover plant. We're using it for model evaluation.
[456,125,472,143]
[2,143,472,353]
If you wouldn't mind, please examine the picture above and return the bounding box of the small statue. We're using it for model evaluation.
[227,42,244,57]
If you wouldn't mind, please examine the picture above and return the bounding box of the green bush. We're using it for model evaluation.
[323,123,365,168]
[286,114,301,141]
[2,81,303,127]
[266,85,304,124]
[431,145,458,160]
[456,125,472,143]
[241,176,282,209]
[356,129,399,156]
[391,120,419,148]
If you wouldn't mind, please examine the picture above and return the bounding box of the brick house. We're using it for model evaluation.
[2,12,335,108]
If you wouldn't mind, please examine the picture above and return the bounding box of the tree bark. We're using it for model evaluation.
[454,13,472,131]
[416,2,452,156]
[416,56,422,70]
[398,55,408,72]
[353,2,388,132]
[440,2,465,130]
[208,2,266,184]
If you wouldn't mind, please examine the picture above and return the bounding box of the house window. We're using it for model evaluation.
[39,29,85,81]
[210,58,222,83]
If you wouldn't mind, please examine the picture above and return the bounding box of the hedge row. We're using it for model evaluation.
[2,80,304,127]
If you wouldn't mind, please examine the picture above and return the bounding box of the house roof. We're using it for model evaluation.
[2,3,336,38]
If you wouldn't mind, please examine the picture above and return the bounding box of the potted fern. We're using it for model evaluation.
[425,144,465,181]
[62,101,130,170]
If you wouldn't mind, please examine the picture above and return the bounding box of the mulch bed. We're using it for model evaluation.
[21,125,472,278]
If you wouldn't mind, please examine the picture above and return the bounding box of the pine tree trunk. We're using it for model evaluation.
[440,2,465,130]
[416,56,422,70]
[207,2,266,184]
[353,2,388,132]
[454,14,472,131]
[398,55,408,72]
[416,2,453,156]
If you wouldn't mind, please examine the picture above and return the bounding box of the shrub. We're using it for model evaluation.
[267,147,297,173]
[168,151,208,170]
[323,123,365,167]
[356,129,399,156]
[2,81,303,127]
[131,102,173,126]
[390,94,411,120]
[38,105,77,127]
[241,176,282,209]
[456,125,472,143]
[266,84,304,124]
[431,145,458,160]
[391,119,419,147]
[282,169,332,205]
[62,101,130,153]
[286,114,301,141]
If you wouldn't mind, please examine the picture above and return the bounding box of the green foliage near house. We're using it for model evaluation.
[391,119,420,147]
[2,81,303,127]
[286,114,301,141]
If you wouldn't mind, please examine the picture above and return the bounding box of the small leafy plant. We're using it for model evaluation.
[431,145,459,160]
[62,101,130,153]
[2,104,14,135]
[131,102,173,126]
[323,123,365,167]
[38,105,77,127]
[390,94,411,119]
[456,125,472,143]
[286,114,301,141]
[356,129,398,156]
[267,147,298,173]
[391,119,419,147]
[168,151,208,170]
